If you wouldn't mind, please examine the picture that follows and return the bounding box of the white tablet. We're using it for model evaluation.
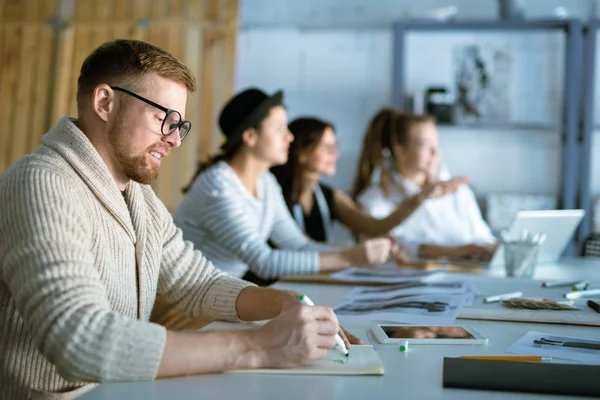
[370,324,489,345]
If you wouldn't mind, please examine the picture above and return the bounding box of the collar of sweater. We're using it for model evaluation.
[42,117,144,243]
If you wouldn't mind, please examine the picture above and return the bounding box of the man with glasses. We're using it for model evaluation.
[0,39,357,399]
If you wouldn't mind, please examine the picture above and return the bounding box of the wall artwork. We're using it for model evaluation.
[454,43,512,123]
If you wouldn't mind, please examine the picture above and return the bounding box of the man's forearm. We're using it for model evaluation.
[158,286,300,378]
[157,329,262,378]
[235,286,298,322]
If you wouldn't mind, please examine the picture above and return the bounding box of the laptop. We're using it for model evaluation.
[488,209,584,267]
[415,209,584,267]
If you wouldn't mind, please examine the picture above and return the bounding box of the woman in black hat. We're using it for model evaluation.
[174,88,399,283]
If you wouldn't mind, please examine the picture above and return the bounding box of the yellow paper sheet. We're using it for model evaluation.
[227,345,384,376]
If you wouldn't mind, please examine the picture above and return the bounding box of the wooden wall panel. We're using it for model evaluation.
[0,0,58,170]
[0,26,20,171]
[51,27,74,125]
[30,25,54,152]
[0,0,239,212]
[12,27,36,163]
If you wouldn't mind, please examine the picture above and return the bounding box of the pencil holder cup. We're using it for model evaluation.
[503,241,541,278]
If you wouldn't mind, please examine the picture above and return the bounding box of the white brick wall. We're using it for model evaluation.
[240,0,597,28]
[236,0,600,242]
[236,28,563,196]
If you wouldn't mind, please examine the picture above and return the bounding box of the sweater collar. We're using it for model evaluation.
[42,117,137,242]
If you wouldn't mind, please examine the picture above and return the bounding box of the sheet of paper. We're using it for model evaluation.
[345,281,475,307]
[505,331,600,365]
[462,292,476,307]
[227,345,384,375]
[330,267,445,284]
[345,281,471,301]
[334,293,466,325]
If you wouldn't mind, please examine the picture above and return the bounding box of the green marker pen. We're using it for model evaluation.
[299,294,349,357]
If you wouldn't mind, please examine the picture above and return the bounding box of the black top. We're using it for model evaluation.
[292,183,336,243]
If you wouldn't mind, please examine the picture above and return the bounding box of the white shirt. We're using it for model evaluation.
[356,168,496,258]
[174,161,331,279]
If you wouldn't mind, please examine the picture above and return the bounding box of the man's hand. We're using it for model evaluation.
[277,290,302,314]
[277,291,362,348]
[338,326,363,349]
[251,305,361,368]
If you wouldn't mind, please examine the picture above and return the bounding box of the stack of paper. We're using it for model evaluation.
[334,280,473,325]
[330,267,445,284]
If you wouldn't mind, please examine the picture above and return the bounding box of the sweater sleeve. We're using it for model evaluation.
[156,199,254,322]
[196,179,320,280]
[0,168,166,383]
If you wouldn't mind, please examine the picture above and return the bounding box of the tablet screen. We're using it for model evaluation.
[381,326,475,339]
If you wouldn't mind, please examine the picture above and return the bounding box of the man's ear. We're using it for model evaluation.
[242,128,258,148]
[91,84,116,122]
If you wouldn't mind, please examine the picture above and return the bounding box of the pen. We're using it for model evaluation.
[572,281,589,291]
[564,288,600,300]
[542,280,582,288]
[587,300,600,314]
[534,338,600,350]
[483,291,523,303]
[298,294,348,357]
[460,356,551,363]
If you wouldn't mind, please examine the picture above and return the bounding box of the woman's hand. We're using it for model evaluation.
[452,243,497,261]
[422,177,470,200]
[421,151,469,200]
[388,239,411,263]
[346,237,393,267]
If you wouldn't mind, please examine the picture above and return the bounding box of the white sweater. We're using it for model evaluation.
[357,168,496,257]
[174,161,330,279]
[0,118,252,399]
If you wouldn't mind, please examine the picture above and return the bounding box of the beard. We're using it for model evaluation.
[108,117,161,185]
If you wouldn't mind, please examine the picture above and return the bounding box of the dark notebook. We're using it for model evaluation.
[443,357,600,397]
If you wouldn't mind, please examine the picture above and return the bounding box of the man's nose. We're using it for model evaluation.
[164,130,182,148]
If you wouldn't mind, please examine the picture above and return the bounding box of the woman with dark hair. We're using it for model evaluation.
[272,116,423,248]
[173,88,395,283]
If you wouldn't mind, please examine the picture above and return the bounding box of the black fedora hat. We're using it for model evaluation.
[218,87,284,152]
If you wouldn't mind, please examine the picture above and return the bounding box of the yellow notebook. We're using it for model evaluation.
[227,345,384,376]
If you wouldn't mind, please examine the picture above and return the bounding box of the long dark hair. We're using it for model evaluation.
[271,117,335,209]
[351,109,435,199]
[182,106,275,193]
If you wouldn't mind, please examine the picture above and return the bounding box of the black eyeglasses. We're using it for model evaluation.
[111,86,192,141]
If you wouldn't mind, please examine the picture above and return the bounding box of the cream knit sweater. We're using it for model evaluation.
[0,118,253,399]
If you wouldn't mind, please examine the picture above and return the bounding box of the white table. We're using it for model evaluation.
[82,257,600,400]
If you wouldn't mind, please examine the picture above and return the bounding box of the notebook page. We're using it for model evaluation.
[227,345,384,375]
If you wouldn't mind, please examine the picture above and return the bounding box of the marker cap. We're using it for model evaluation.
[399,340,409,352]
